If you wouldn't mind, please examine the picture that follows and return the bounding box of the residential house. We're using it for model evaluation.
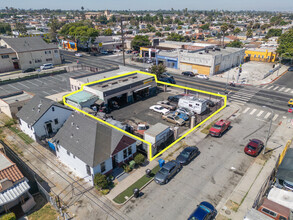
[0,152,35,214]
[53,112,138,185]
[16,96,72,141]
[0,37,62,72]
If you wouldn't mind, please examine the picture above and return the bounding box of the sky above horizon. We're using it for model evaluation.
[1,0,293,11]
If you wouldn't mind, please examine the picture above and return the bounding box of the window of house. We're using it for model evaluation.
[52,107,55,111]
[261,208,276,217]
[262,55,264,58]
[123,149,127,159]
[1,55,9,59]
[35,59,42,63]
[54,118,58,124]
[86,165,91,175]
[29,61,32,64]
[46,58,52,62]
[67,151,70,156]
[128,147,132,156]
[101,162,106,173]
[268,56,270,60]
[54,50,58,53]
[254,55,256,58]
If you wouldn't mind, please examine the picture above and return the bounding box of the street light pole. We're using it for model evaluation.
[263,106,274,154]
[120,17,126,66]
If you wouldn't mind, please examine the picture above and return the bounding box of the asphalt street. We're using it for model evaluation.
[120,104,280,220]
[273,70,293,88]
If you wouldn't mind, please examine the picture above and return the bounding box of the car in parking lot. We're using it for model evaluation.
[22,68,35,73]
[206,99,215,107]
[176,107,194,116]
[196,74,209,80]
[168,95,184,103]
[149,105,170,115]
[162,113,186,126]
[157,100,176,110]
[188,201,217,220]
[154,160,182,184]
[172,111,189,121]
[101,51,108,55]
[288,66,293,71]
[182,71,196,77]
[176,146,199,165]
[244,139,264,156]
[146,58,153,64]
[75,53,82,57]
[40,63,54,70]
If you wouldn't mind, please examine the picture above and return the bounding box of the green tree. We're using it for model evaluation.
[94,173,108,189]
[166,33,185,42]
[134,153,145,165]
[265,28,282,39]
[226,40,243,48]
[233,27,241,36]
[277,29,293,58]
[131,35,150,51]
[98,15,108,24]
[0,22,11,34]
[48,18,62,41]
[150,64,166,79]
[155,31,162,37]
[109,15,116,23]
[15,22,27,35]
[103,28,112,36]
[220,23,229,46]
[246,28,253,38]
[200,23,210,30]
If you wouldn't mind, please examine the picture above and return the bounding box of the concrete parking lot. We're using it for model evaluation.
[0,70,88,97]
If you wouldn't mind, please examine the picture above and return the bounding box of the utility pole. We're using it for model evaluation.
[120,17,126,66]
[263,106,274,154]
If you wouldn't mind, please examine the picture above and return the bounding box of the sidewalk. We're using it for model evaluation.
[216,117,293,219]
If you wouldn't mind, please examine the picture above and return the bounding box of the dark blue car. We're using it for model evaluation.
[159,77,176,84]
[171,111,189,121]
[188,201,217,220]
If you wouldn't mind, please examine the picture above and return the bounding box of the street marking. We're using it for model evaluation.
[272,114,279,121]
[34,78,46,84]
[264,112,271,119]
[8,84,20,90]
[52,89,59,93]
[267,86,274,89]
[291,90,293,94]
[243,107,250,113]
[273,86,279,90]
[17,82,30,89]
[278,87,285,92]
[250,109,257,115]
[26,80,39,87]
[230,100,245,105]
[262,85,269,89]
[42,91,51,95]
[257,110,264,117]
[256,118,278,125]
[284,88,291,93]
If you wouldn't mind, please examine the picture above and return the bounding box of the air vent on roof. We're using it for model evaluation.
[70,134,73,138]
[32,108,35,111]
[38,103,42,108]
[71,122,74,126]
[76,126,79,130]
[71,114,74,117]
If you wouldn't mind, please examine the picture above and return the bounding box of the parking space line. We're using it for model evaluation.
[273,86,279,90]
[52,89,59,93]
[17,82,30,89]
[249,109,257,115]
[267,86,274,89]
[42,91,51,95]
[34,78,46,84]
[272,114,279,121]
[8,84,20,90]
[26,80,39,87]
[257,110,264,117]
[243,107,250,113]
[264,112,271,119]
[284,88,291,93]
[262,85,269,89]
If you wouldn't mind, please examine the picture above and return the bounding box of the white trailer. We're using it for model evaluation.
[144,123,172,158]
[244,209,273,220]
[268,187,293,210]
[178,96,207,114]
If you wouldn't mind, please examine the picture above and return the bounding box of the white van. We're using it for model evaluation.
[178,96,207,114]
[40,63,54,70]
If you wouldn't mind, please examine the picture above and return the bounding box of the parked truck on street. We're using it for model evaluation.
[209,119,231,137]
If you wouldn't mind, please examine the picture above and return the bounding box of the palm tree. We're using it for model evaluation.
[220,23,229,47]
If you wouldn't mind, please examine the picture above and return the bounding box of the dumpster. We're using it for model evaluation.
[158,159,165,167]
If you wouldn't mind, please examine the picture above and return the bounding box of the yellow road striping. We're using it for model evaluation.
[63,71,227,161]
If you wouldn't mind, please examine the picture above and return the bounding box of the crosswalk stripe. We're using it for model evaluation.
[284,88,291,93]
[243,107,250,113]
[272,114,279,121]
[267,86,274,89]
[250,109,257,115]
[262,85,269,89]
[279,87,285,92]
[273,86,279,90]
[264,112,271,119]
[231,100,245,105]
[291,90,293,94]
[257,110,264,117]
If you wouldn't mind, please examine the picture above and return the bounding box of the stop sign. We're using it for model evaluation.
[289,108,293,113]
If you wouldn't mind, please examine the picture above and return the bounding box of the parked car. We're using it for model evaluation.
[182,71,195,77]
[126,50,132,54]
[188,201,217,220]
[206,99,215,107]
[288,98,293,107]
[168,95,184,103]
[149,105,170,115]
[161,72,174,79]
[140,68,150,72]
[162,113,185,126]
[40,63,54,70]
[75,53,82,57]
[288,66,293,71]
[196,74,209,80]
[176,107,194,116]
[157,100,176,110]
[132,51,139,54]
[176,146,199,165]
[172,111,189,121]
[209,119,231,137]
[159,77,176,84]
[244,139,264,156]
[146,58,152,64]
[101,51,108,55]
[22,68,35,73]
[154,160,182,184]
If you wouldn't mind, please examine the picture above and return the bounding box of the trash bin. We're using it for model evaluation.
[145,169,151,178]
[129,160,135,169]
[133,188,139,198]
[158,159,165,167]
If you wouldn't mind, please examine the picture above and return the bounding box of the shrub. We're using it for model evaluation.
[123,164,132,173]
[0,212,16,220]
[134,153,145,165]
[101,189,110,195]
[94,173,108,189]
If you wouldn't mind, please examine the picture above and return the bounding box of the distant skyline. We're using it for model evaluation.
[1,0,293,12]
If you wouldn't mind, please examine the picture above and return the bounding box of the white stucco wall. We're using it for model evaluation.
[19,119,36,141]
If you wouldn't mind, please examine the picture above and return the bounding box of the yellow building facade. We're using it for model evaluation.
[245,49,276,63]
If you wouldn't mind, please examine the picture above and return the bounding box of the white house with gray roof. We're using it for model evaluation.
[53,112,137,185]
[16,96,72,141]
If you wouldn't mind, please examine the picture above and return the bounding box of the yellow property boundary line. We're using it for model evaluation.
[63,71,227,161]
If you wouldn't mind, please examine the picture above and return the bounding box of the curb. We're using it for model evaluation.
[259,70,288,86]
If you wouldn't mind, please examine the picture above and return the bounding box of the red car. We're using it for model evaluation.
[209,119,231,137]
[244,139,264,156]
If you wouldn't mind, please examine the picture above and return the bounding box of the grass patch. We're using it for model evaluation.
[28,203,58,220]
[200,116,221,134]
[9,127,34,144]
[113,165,160,204]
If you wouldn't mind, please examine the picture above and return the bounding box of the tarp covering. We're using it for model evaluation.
[276,148,293,182]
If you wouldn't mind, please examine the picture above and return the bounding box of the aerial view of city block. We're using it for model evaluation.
[0,0,293,219]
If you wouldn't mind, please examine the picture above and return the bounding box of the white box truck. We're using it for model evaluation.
[178,96,207,114]
[144,123,172,158]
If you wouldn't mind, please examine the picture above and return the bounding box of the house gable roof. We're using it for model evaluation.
[16,95,71,125]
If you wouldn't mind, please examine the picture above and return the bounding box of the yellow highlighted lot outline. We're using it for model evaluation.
[63,71,227,161]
